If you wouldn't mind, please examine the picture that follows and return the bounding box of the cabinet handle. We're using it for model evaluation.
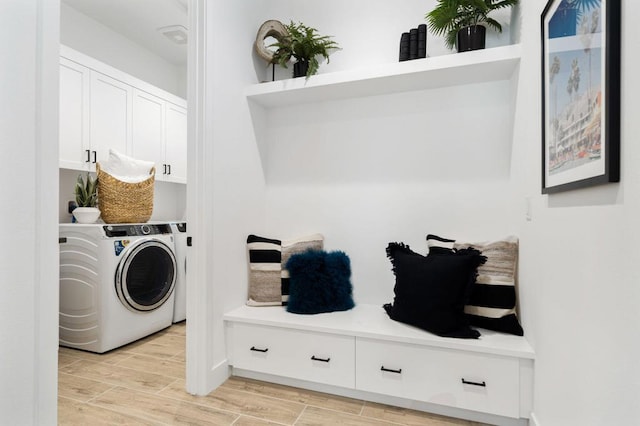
[85,149,91,163]
[311,355,330,363]
[163,164,167,175]
[380,366,402,374]
[167,164,171,175]
[250,346,268,353]
[461,379,486,387]
[92,151,97,163]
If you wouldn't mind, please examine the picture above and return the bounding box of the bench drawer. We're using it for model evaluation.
[229,322,355,388]
[355,338,521,418]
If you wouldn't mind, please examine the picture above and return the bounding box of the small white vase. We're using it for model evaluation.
[73,207,101,224]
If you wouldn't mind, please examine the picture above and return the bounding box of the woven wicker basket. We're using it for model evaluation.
[96,163,155,224]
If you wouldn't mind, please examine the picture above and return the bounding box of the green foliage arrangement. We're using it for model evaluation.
[75,173,98,207]
[426,0,519,50]
[270,21,340,79]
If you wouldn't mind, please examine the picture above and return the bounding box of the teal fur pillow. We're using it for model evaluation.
[285,250,355,315]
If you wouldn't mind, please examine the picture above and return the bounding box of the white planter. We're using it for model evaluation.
[73,207,101,224]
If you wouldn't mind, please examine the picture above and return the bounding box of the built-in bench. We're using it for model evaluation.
[224,304,534,426]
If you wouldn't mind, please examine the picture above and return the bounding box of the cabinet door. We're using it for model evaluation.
[90,71,132,169]
[355,338,521,418]
[59,58,90,170]
[131,89,164,175]
[229,323,355,388]
[164,103,187,183]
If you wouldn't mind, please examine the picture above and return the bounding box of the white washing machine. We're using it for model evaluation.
[170,222,187,323]
[59,223,176,353]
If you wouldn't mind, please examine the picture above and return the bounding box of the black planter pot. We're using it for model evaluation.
[293,60,309,78]
[457,25,486,52]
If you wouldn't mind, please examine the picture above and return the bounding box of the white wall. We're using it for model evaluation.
[513,2,640,425]
[60,2,185,97]
[190,0,279,393]
[0,0,59,424]
[209,0,640,424]
[252,0,519,305]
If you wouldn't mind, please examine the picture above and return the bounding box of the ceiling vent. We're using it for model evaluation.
[158,25,188,45]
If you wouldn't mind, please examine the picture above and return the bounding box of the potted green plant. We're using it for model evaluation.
[270,21,340,79]
[73,172,100,223]
[426,0,518,52]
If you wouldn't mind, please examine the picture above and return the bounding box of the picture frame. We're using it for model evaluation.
[541,0,620,194]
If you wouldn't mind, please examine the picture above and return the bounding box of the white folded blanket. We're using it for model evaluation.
[100,149,155,183]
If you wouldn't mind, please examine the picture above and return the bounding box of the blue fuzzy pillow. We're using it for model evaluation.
[285,250,355,314]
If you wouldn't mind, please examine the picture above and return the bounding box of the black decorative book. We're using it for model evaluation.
[399,32,410,61]
[417,24,427,58]
[409,28,418,60]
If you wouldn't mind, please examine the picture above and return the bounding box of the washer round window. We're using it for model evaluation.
[115,239,176,312]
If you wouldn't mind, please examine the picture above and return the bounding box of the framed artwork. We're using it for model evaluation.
[541,0,620,194]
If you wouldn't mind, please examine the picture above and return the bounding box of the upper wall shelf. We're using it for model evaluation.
[246,44,521,108]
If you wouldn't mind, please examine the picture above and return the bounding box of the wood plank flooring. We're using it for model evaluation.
[59,322,487,425]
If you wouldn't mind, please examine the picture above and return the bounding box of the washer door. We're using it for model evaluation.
[115,239,176,312]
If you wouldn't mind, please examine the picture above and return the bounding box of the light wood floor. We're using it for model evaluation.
[59,322,487,425]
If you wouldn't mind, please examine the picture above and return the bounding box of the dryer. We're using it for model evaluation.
[170,222,187,323]
[59,223,176,353]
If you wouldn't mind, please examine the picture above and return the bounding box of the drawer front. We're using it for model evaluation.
[229,322,355,388]
[355,338,520,418]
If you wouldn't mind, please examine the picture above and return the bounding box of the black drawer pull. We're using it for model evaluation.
[461,378,486,387]
[250,346,268,353]
[380,366,402,374]
[311,355,330,363]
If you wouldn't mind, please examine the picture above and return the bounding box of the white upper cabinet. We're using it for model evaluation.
[132,89,165,177]
[90,71,132,170]
[164,103,187,183]
[132,90,187,183]
[59,58,91,170]
[59,46,186,183]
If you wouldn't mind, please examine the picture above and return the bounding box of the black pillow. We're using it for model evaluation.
[384,242,485,339]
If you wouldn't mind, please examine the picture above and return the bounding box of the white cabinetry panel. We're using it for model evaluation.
[89,72,132,169]
[224,305,534,423]
[355,338,520,418]
[59,58,90,170]
[132,90,164,174]
[131,91,187,183]
[164,103,187,183]
[59,46,186,182]
[229,322,355,388]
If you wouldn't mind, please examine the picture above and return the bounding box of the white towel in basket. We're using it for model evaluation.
[100,149,155,183]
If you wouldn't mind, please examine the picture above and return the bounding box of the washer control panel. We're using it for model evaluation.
[103,224,172,237]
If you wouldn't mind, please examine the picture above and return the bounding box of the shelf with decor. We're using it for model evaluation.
[245,44,521,108]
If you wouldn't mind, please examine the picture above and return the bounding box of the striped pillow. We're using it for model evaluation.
[426,234,524,336]
[247,235,282,306]
[246,234,324,306]
[281,234,324,305]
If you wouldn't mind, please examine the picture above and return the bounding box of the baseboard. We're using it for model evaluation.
[529,412,541,426]
[207,358,230,391]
